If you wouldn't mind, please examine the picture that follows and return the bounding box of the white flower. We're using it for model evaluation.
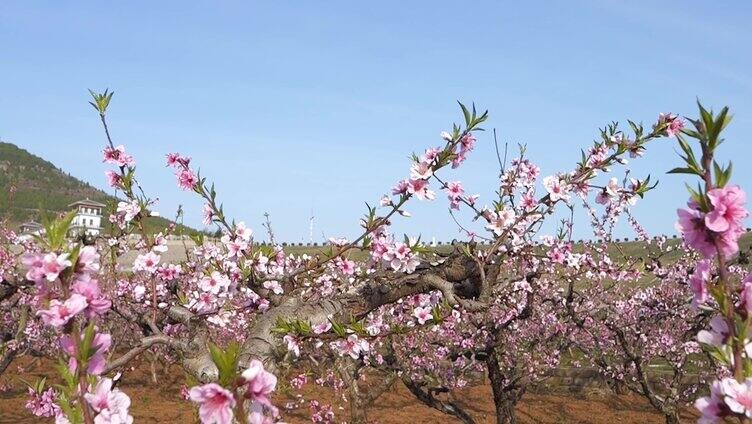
[116,200,141,222]
[605,177,620,197]
[413,306,432,325]
[542,175,570,202]
[133,252,160,273]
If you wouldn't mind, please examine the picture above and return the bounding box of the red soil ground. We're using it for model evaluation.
[0,357,697,423]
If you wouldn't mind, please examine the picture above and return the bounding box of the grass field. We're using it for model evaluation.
[113,232,751,268]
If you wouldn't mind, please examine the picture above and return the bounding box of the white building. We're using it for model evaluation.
[20,221,43,234]
[18,221,44,241]
[69,199,106,236]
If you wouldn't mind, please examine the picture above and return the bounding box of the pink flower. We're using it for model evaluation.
[595,191,610,205]
[37,294,88,327]
[199,271,231,294]
[392,180,409,196]
[38,253,72,282]
[705,185,748,233]
[87,333,113,376]
[102,145,135,167]
[105,170,122,188]
[676,207,716,258]
[176,168,198,191]
[451,150,467,168]
[689,260,711,308]
[586,145,608,168]
[21,253,46,284]
[421,147,441,164]
[157,263,182,281]
[202,204,215,226]
[485,207,516,236]
[336,258,356,275]
[283,335,300,356]
[444,181,464,210]
[25,387,60,417]
[56,413,72,424]
[313,322,332,334]
[84,378,133,424]
[605,177,620,197]
[740,275,752,317]
[116,200,140,222]
[62,332,112,375]
[133,252,160,273]
[235,222,252,241]
[548,248,565,264]
[542,175,570,202]
[413,306,432,325]
[721,378,752,418]
[222,236,248,258]
[383,242,420,273]
[332,334,369,359]
[166,152,180,167]
[151,232,168,254]
[407,179,435,201]
[698,315,729,347]
[247,403,275,424]
[71,275,111,317]
[695,380,726,423]
[76,246,101,274]
[190,291,214,313]
[460,133,476,150]
[656,113,684,137]
[520,193,537,211]
[263,280,284,295]
[241,360,277,407]
[166,152,191,168]
[410,162,433,180]
[189,383,235,424]
[716,225,745,259]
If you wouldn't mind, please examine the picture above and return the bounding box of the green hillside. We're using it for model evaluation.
[0,141,200,236]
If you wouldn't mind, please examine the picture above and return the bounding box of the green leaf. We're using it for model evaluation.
[458,101,471,127]
[667,167,698,175]
[79,321,97,364]
[708,106,731,149]
[208,342,240,387]
[697,101,713,138]
[329,318,347,338]
[209,341,240,387]
[716,162,733,188]
[88,89,114,115]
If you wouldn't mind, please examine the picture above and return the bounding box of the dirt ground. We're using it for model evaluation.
[0,357,697,423]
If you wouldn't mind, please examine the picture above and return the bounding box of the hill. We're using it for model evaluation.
[0,141,200,236]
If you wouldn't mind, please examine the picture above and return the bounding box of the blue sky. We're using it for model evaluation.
[1,1,751,242]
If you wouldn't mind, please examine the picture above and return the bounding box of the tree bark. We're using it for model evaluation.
[402,378,476,424]
[494,399,518,424]
[663,409,679,424]
[349,380,369,424]
[237,256,482,372]
[487,347,523,424]
[0,304,28,377]
[0,347,17,376]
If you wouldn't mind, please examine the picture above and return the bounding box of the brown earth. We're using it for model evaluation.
[0,357,697,423]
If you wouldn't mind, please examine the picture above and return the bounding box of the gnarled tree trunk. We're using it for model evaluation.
[487,346,525,424]
[402,378,476,424]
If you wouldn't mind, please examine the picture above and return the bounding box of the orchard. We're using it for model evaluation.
[0,92,749,424]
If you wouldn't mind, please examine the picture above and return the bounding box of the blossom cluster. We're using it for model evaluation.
[22,236,133,423]
[5,93,745,424]
[190,359,278,424]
